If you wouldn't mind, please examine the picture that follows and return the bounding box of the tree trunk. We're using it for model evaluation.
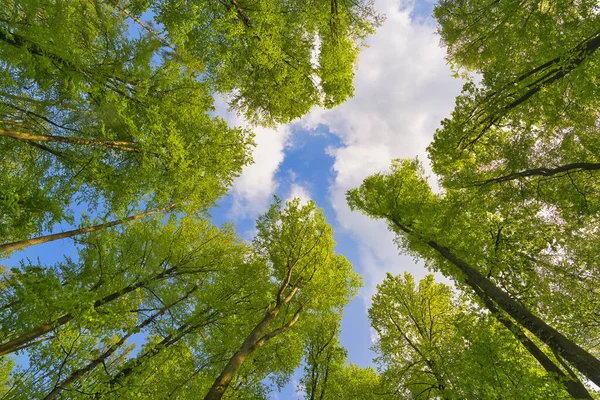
[391,218,600,387]
[0,264,181,355]
[204,309,279,400]
[204,305,302,400]
[0,128,140,152]
[0,204,175,254]
[102,312,218,393]
[471,283,592,399]
[503,31,600,113]
[463,31,600,149]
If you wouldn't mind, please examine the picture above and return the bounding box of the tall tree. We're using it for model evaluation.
[204,198,361,400]
[347,159,600,389]
[299,312,391,400]
[429,0,600,222]
[0,0,255,245]
[143,0,384,125]
[0,198,361,399]
[370,272,587,399]
[0,214,244,356]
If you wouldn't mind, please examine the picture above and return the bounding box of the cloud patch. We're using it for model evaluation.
[214,97,291,219]
[300,0,463,298]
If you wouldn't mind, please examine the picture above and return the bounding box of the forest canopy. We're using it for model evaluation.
[2,0,600,398]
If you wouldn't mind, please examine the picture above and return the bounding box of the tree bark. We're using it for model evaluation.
[503,30,600,113]
[204,305,302,400]
[390,218,600,387]
[0,204,175,254]
[0,128,140,152]
[472,162,600,186]
[0,29,142,100]
[102,312,219,393]
[462,30,600,149]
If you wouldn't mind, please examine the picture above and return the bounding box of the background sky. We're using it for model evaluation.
[6,0,465,397]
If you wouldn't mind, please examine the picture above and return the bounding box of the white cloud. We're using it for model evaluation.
[286,182,312,206]
[230,124,291,218]
[300,0,464,299]
[214,97,291,219]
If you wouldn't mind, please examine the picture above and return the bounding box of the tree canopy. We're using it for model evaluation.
[3,0,600,398]
[0,199,361,399]
[370,273,576,399]
[0,0,381,247]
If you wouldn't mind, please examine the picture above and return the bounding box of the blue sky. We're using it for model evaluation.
[5,0,464,397]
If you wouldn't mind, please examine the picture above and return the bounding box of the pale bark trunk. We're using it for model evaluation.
[204,309,279,400]
[473,162,600,186]
[43,285,198,400]
[0,204,175,254]
[0,128,139,152]
[0,263,180,355]
[204,305,302,400]
[104,313,218,391]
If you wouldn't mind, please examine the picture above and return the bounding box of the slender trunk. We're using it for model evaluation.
[318,352,331,400]
[110,3,179,55]
[0,29,142,100]
[204,309,279,400]
[391,218,600,387]
[0,299,21,312]
[43,285,198,400]
[0,313,74,356]
[0,29,77,69]
[308,367,318,400]
[0,128,140,152]
[0,264,180,355]
[204,305,302,400]
[230,0,252,27]
[503,30,600,113]
[0,204,175,254]
[472,163,600,186]
[471,284,592,399]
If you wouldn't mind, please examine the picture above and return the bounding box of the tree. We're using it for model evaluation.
[299,312,391,400]
[370,272,586,399]
[0,0,382,246]
[0,213,249,398]
[429,0,600,222]
[0,198,361,399]
[370,273,458,399]
[0,0,254,245]
[204,198,361,400]
[347,159,600,390]
[0,204,174,255]
[144,0,384,125]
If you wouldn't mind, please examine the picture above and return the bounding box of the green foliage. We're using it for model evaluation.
[148,0,383,125]
[0,0,255,245]
[0,199,360,399]
[0,0,381,245]
[349,158,600,396]
[0,0,384,397]
[299,312,391,400]
[430,0,600,222]
[370,273,571,399]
